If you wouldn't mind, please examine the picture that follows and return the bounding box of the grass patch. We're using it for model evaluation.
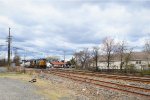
[141,70,150,75]
[0,73,25,77]
[0,73,74,100]
[34,78,71,100]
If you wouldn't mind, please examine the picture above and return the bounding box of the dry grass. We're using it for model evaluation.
[0,73,75,100]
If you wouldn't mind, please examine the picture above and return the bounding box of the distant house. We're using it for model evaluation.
[98,52,150,70]
[50,61,66,68]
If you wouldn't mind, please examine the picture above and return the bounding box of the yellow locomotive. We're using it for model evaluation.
[29,59,46,69]
[38,59,46,69]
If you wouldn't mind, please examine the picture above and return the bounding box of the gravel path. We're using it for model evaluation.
[0,78,48,100]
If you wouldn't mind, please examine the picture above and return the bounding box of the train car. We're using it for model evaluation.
[30,60,36,68]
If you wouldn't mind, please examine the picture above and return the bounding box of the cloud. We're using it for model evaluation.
[0,0,149,60]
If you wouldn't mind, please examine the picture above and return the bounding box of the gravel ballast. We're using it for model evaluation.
[38,71,150,100]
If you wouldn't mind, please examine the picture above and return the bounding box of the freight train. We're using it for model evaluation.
[22,59,47,69]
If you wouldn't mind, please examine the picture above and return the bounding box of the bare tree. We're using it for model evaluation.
[115,41,127,71]
[124,48,133,69]
[74,48,91,69]
[13,55,20,66]
[73,52,79,68]
[46,56,60,62]
[70,57,76,66]
[144,37,150,67]
[92,46,99,70]
[101,37,115,70]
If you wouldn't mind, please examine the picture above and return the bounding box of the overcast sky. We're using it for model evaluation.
[0,0,150,60]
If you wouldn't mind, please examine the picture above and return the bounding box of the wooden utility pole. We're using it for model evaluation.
[23,49,26,73]
[7,28,12,69]
[64,50,65,67]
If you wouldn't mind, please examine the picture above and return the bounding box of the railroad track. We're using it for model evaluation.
[26,68,150,83]
[25,68,150,98]
[47,70,150,98]
[51,69,150,83]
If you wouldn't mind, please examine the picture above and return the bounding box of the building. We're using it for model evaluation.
[98,52,150,70]
[50,61,66,68]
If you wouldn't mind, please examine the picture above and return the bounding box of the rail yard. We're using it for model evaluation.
[24,68,150,100]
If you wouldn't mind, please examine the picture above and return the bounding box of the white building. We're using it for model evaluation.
[98,52,150,70]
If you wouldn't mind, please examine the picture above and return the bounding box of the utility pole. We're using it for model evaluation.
[63,50,65,67]
[23,49,26,73]
[7,28,12,69]
[24,50,26,64]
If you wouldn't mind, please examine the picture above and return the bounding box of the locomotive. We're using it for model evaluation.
[38,59,46,69]
[24,59,47,69]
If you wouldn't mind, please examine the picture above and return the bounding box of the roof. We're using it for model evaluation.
[99,52,150,62]
[131,52,148,60]
[51,61,65,65]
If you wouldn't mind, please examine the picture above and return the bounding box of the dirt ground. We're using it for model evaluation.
[0,73,77,100]
[1,72,148,100]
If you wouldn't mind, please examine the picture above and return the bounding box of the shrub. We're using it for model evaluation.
[125,64,136,73]
[141,70,150,75]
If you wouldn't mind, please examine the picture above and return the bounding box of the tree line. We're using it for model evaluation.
[72,37,150,73]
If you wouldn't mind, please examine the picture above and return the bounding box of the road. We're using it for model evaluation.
[0,78,48,100]
[0,67,7,73]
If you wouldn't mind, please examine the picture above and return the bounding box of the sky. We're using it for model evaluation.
[0,0,150,60]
